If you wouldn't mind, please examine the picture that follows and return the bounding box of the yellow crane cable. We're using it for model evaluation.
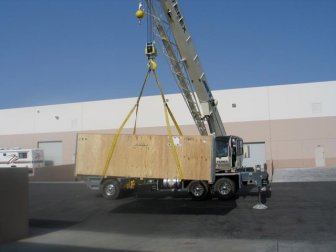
[102,62,184,179]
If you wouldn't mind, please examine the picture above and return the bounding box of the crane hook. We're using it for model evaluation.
[148,59,157,70]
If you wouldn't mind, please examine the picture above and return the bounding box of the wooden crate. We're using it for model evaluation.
[75,134,215,182]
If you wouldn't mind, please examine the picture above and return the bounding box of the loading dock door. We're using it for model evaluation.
[38,141,63,166]
[243,143,266,168]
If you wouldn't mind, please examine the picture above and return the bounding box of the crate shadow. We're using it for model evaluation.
[110,196,237,215]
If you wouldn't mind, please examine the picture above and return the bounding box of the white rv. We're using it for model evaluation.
[0,148,45,176]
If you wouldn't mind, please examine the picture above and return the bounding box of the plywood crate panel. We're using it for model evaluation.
[76,134,215,182]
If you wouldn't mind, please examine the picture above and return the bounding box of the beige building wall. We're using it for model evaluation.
[0,81,335,169]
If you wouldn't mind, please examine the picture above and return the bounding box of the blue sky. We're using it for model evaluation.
[0,0,335,109]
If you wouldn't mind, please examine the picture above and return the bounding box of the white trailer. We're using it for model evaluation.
[0,148,45,176]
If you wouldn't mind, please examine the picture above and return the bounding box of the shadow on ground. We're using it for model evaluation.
[110,197,238,215]
[0,242,139,252]
[28,219,79,238]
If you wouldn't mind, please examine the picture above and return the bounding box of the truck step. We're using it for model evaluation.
[85,176,103,190]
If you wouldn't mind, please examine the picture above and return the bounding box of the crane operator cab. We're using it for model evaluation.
[215,136,243,172]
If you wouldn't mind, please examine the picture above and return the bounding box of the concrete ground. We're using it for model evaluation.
[1,180,336,252]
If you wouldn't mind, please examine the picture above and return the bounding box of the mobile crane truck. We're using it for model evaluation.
[77,0,269,201]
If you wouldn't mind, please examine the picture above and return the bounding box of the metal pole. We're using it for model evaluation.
[253,166,268,210]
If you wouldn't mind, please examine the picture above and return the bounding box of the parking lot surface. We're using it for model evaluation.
[1,181,336,252]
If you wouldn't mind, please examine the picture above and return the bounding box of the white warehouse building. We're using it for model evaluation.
[0,80,335,172]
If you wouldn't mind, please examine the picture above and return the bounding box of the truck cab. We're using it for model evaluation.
[215,136,243,172]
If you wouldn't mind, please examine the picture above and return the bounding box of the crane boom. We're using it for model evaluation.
[149,0,226,136]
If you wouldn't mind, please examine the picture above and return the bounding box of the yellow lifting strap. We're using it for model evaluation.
[153,70,184,179]
[102,62,184,179]
[133,69,151,135]
[102,70,152,177]
[152,71,183,136]
[101,103,137,177]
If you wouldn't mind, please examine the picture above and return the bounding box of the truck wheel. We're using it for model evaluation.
[214,178,236,200]
[189,181,209,201]
[101,179,121,200]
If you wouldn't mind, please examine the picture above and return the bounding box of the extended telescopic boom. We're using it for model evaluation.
[146,0,226,136]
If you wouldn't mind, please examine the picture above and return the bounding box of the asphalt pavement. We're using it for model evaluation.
[1,181,336,252]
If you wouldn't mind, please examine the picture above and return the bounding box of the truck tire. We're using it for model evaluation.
[214,177,236,200]
[189,181,209,201]
[101,179,121,200]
